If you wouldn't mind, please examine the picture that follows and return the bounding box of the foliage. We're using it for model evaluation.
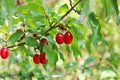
[0,0,120,80]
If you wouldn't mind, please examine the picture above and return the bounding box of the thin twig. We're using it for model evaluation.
[69,0,81,14]
[45,14,52,27]
[7,0,82,48]
[52,0,82,26]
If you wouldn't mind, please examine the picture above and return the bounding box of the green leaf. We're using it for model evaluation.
[86,35,92,54]
[8,31,24,43]
[17,2,45,14]
[70,23,82,58]
[65,62,78,69]
[4,0,16,14]
[88,12,102,46]
[58,52,65,61]
[43,44,58,68]
[81,0,96,15]
[116,15,120,25]
[100,70,117,79]
[83,57,95,66]
[111,0,119,15]
[2,0,16,28]
[101,0,115,21]
[58,4,69,14]
[29,2,45,14]
[24,37,39,47]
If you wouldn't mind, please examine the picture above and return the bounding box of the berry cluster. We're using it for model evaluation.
[0,48,9,59]
[56,31,73,44]
[33,52,48,64]
[32,33,48,64]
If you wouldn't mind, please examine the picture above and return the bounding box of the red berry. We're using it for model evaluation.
[64,31,73,44]
[33,32,37,38]
[40,38,48,45]
[33,54,40,64]
[0,48,9,59]
[40,52,48,64]
[55,33,64,44]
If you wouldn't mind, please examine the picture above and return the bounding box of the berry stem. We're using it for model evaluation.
[7,0,82,48]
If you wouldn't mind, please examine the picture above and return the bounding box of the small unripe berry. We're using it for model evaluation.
[59,26,67,31]
[40,38,48,45]
[33,32,37,38]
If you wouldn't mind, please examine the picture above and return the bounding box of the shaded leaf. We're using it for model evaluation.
[101,0,114,21]
[58,52,65,61]
[116,15,120,25]
[83,57,95,66]
[111,0,119,15]
[43,44,58,68]
[88,12,102,46]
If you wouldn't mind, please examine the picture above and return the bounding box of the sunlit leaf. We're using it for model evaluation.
[58,4,69,14]
[24,37,39,47]
[8,31,24,43]
[100,70,116,79]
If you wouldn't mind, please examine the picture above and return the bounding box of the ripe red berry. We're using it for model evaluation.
[40,38,48,45]
[40,52,48,64]
[33,32,37,38]
[0,48,9,59]
[55,33,64,44]
[64,31,73,44]
[33,54,40,64]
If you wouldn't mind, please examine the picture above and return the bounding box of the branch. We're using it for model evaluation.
[52,0,82,26]
[0,74,19,79]
[45,14,52,27]
[69,0,81,14]
[7,0,82,48]
[7,42,25,48]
